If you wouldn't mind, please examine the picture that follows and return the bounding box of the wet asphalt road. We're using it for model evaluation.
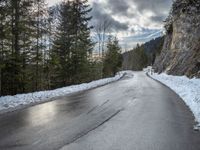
[0,72,200,150]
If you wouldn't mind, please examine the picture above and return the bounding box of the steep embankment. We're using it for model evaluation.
[154,0,200,77]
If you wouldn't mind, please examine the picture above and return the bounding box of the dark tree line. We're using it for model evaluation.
[50,0,94,88]
[122,36,164,71]
[122,44,148,71]
[0,0,47,95]
[0,0,122,96]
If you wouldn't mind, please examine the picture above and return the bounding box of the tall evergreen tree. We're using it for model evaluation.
[0,0,7,95]
[32,0,46,91]
[50,1,74,87]
[1,0,36,95]
[103,37,122,77]
[0,0,48,95]
[70,0,93,83]
[51,0,93,87]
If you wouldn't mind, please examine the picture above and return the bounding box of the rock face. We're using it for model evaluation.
[154,0,200,77]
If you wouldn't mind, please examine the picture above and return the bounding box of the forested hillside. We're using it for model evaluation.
[0,0,122,96]
[122,36,164,71]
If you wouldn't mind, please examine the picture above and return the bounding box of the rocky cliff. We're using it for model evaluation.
[154,0,200,77]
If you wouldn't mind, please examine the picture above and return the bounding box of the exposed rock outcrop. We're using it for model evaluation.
[154,0,200,77]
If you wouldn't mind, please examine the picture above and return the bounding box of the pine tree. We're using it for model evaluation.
[70,0,93,83]
[0,0,47,95]
[50,1,73,87]
[30,0,47,91]
[51,0,93,87]
[103,37,122,77]
[0,0,7,95]
[2,0,36,95]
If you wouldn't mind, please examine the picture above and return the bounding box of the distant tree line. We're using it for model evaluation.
[122,36,164,71]
[0,0,122,96]
[122,44,148,71]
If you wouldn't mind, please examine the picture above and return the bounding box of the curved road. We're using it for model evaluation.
[0,72,200,150]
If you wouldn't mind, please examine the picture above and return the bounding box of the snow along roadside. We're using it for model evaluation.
[0,71,126,114]
[149,73,200,126]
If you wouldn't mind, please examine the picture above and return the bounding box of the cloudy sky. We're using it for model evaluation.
[47,0,172,50]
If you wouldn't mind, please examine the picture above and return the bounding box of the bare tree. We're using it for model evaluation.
[102,19,111,56]
[94,18,111,57]
[95,25,102,57]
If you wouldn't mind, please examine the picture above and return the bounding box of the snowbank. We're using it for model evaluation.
[0,72,126,113]
[149,73,200,125]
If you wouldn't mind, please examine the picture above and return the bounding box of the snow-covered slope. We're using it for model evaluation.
[149,73,200,126]
[0,72,126,113]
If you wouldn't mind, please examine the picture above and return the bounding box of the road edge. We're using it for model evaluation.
[146,72,199,130]
[0,73,126,116]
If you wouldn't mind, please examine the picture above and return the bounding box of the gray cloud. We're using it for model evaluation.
[91,2,129,31]
[132,0,172,15]
[150,15,166,23]
[107,0,129,16]
[131,0,172,25]
[135,1,172,22]
[90,0,172,49]
[91,0,172,28]
[108,0,172,20]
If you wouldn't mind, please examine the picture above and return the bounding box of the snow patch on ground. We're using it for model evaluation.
[0,72,126,113]
[149,73,200,125]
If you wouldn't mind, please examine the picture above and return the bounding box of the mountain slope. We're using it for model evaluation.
[154,0,200,77]
[122,37,164,71]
